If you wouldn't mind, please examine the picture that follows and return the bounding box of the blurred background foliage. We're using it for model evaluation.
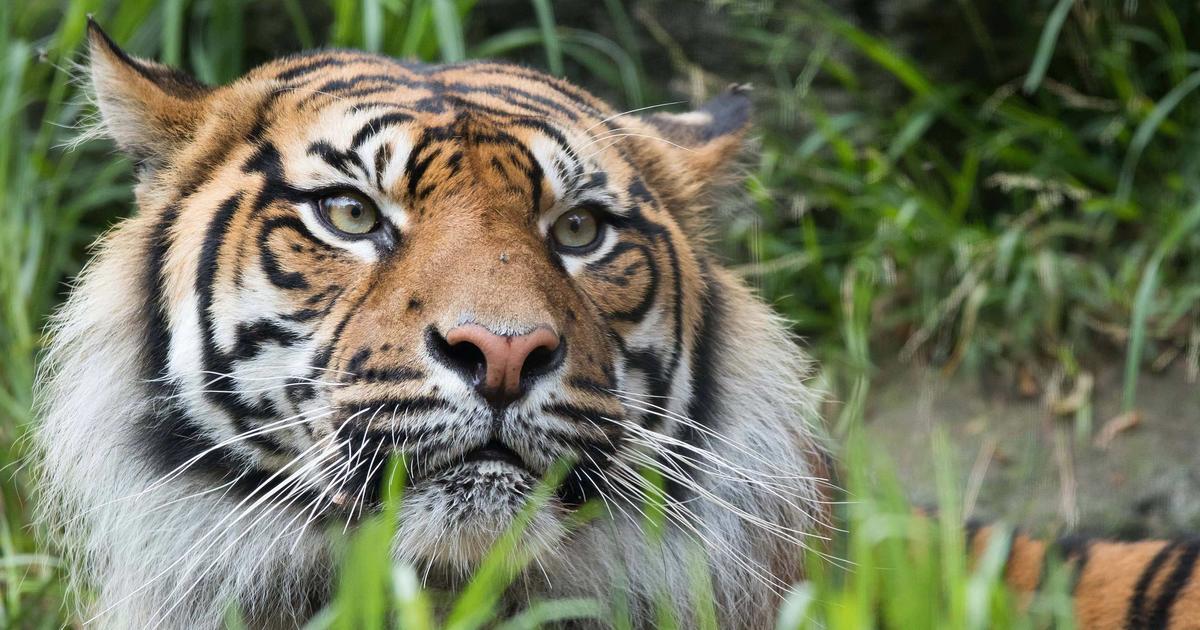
[1,0,1198,626]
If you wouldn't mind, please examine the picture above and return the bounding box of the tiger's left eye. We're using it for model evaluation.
[319,192,378,236]
[551,208,602,251]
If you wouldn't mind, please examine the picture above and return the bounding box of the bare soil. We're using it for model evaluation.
[860,360,1200,538]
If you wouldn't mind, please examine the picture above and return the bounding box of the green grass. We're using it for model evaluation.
[294,439,1073,629]
[2,0,1199,626]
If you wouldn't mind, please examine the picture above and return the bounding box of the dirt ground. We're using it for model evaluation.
[860,360,1200,538]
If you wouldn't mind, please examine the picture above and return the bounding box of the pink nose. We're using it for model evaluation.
[443,324,562,404]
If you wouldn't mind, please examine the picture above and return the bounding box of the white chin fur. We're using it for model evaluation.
[393,462,567,571]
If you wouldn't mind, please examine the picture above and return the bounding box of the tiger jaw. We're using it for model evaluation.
[395,466,570,569]
[390,439,574,568]
[307,397,611,528]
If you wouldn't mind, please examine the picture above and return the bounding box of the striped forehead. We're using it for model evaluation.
[251,53,623,196]
[279,105,418,193]
[271,101,613,216]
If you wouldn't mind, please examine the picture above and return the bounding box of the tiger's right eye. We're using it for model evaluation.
[319,192,378,236]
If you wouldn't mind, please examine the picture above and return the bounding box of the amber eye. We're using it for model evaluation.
[319,192,378,236]
[551,207,602,251]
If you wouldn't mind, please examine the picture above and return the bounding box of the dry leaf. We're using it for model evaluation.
[1050,372,1094,416]
[1094,410,1142,450]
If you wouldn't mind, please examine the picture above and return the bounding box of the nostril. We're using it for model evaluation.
[426,326,487,387]
[447,340,487,384]
[519,336,565,384]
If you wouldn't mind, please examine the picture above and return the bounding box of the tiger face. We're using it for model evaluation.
[82,25,758,564]
[36,22,829,627]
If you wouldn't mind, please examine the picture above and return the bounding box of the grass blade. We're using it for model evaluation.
[430,0,466,62]
[1122,200,1200,412]
[530,0,563,75]
[1117,69,1200,202]
[1022,0,1073,94]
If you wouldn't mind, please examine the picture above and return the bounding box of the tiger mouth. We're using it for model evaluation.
[460,441,528,470]
[410,440,535,486]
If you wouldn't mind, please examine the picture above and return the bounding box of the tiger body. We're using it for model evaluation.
[973,527,1200,629]
[34,22,1200,630]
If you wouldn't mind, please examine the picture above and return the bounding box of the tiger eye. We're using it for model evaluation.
[320,193,378,236]
[551,208,601,250]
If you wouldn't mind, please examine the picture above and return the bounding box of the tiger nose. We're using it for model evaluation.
[433,324,564,406]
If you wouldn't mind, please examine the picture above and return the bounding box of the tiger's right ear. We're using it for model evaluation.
[86,18,210,163]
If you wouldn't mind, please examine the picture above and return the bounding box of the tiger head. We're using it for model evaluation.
[36,22,831,627]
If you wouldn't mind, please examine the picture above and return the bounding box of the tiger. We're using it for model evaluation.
[31,19,1200,630]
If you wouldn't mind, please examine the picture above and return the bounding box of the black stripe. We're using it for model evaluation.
[452,83,582,122]
[351,112,414,151]
[336,396,448,421]
[194,193,284,451]
[345,347,372,375]
[1070,539,1092,594]
[1038,533,1090,593]
[526,148,544,215]
[293,73,431,109]
[306,141,368,180]
[275,55,358,82]
[566,376,614,395]
[666,266,725,501]
[453,64,604,115]
[659,226,685,393]
[586,241,658,322]
[543,402,613,427]
[177,89,285,197]
[1127,542,1178,629]
[357,366,424,384]
[258,216,318,290]
[311,283,374,371]
[619,184,683,398]
[142,204,180,386]
[443,94,551,122]
[348,102,419,115]
[445,150,463,175]
[232,319,306,361]
[133,403,318,503]
[373,143,392,189]
[1147,539,1200,628]
[405,145,442,200]
[964,519,984,550]
[329,85,401,103]
[558,437,623,508]
[622,347,669,427]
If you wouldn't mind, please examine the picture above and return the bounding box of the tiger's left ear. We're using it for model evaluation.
[632,84,753,207]
[85,18,211,165]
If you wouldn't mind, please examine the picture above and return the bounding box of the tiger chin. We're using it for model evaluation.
[34,20,832,629]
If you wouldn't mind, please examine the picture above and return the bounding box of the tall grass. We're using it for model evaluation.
[720,1,1200,421]
[1,0,1197,626]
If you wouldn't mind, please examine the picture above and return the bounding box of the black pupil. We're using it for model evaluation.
[568,215,583,233]
[348,203,361,219]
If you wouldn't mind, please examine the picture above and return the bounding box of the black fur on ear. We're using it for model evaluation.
[85,18,210,163]
[624,85,755,225]
[642,84,754,146]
